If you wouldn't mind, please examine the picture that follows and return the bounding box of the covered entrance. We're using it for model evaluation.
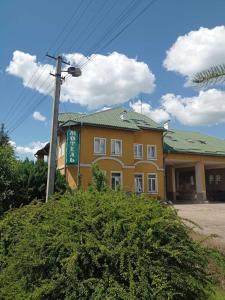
[165,158,225,203]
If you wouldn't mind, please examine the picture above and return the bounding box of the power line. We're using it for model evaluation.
[8,86,54,134]
[46,0,83,55]
[4,0,86,131]
[66,0,114,54]
[77,0,141,68]
[53,0,93,55]
[80,0,158,70]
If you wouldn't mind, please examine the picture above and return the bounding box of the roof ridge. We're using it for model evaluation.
[173,129,225,140]
[85,107,126,118]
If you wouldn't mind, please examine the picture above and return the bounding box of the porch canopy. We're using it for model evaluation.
[164,130,225,203]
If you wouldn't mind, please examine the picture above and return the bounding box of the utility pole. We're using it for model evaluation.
[46,54,81,202]
[46,55,62,202]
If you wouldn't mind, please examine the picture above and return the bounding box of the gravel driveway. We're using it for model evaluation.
[174,204,225,243]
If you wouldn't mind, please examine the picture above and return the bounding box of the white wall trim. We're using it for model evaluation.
[93,156,129,168]
[80,157,164,171]
[134,160,163,171]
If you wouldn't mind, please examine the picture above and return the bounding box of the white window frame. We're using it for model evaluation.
[147,145,157,160]
[94,137,106,155]
[134,143,143,159]
[111,171,122,190]
[147,173,158,194]
[134,173,144,193]
[111,139,122,156]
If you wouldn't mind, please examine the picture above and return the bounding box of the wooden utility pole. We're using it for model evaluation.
[46,56,62,202]
[45,54,81,202]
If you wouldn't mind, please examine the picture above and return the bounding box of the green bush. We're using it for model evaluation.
[0,191,211,299]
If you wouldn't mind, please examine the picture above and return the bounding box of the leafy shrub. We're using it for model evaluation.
[0,191,211,299]
[0,157,68,215]
[89,163,107,192]
[0,144,17,213]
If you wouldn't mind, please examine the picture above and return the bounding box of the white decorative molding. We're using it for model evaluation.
[134,160,164,171]
[92,156,135,169]
[80,157,164,171]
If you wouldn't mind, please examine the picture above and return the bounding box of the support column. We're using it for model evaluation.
[166,166,176,201]
[195,161,207,202]
[171,167,176,201]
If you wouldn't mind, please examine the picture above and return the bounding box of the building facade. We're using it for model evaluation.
[36,108,225,203]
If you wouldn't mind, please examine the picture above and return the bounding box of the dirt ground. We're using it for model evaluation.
[174,204,225,244]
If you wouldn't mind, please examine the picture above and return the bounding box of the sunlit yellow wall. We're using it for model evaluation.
[59,125,165,199]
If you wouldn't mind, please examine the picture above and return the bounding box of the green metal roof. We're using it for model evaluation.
[164,130,225,156]
[58,108,164,131]
[58,112,84,124]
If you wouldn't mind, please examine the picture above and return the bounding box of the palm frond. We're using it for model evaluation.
[192,64,225,86]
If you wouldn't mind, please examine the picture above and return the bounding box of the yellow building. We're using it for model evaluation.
[36,108,225,203]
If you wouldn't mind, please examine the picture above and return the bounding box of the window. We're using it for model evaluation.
[209,175,214,184]
[111,139,122,156]
[111,172,122,190]
[134,174,144,193]
[134,144,143,159]
[148,174,157,193]
[215,175,221,185]
[94,137,106,154]
[147,145,157,160]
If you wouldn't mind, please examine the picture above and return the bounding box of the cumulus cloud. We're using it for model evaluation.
[6,51,54,93]
[10,140,47,157]
[7,50,156,109]
[164,26,225,81]
[161,89,225,126]
[130,89,225,126]
[130,100,170,123]
[32,111,46,122]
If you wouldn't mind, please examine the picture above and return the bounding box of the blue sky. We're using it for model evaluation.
[1,0,225,158]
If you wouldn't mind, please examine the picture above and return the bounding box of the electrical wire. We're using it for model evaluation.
[46,0,83,55]
[80,0,158,71]
[65,0,112,54]
[53,0,93,55]
[77,0,140,67]
[8,85,54,134]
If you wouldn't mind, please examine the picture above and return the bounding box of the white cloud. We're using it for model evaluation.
[7,50,156,109]
[130,100,170,124]
[10,140,47,157]
[32,111,46,122]
[164,26,225,80]
[130,89,225,126]
[161,89,225,126]
[6,50,54,93]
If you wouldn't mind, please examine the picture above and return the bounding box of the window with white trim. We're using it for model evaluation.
[148,174,157,193]
[111,139,122,156]
[134,144,143,159]
[111,172,122,191]
[147,145,157,160]
[94,137,106,154]
[134,174,144,193]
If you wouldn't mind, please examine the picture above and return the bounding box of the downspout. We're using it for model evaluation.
[77,120,83,188]
[162,130,169,202]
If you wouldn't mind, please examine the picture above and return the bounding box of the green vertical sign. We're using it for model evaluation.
[66,130,80,165]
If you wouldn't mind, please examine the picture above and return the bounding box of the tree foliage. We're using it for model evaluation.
[0,191,211,299]
[0,123,10,146]
[89,163,107,192]
[0,156,68,215]
[0,144,16,213]
[14,159,68,206]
